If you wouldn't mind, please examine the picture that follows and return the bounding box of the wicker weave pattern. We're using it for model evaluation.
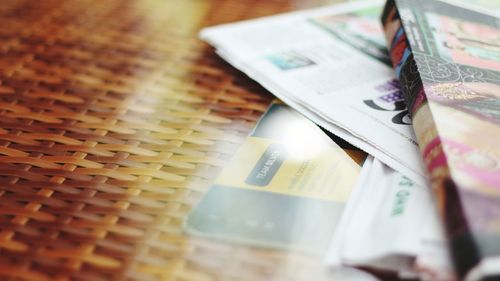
[0,1,338,280]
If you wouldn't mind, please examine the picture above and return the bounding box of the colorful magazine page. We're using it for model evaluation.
[184,102,364,254]
[382,0,500,280]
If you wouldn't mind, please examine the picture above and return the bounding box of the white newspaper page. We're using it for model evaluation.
[326,157,455,281]
[201,0,427,185]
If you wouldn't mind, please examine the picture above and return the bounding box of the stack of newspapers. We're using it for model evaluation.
[199,0,500,280]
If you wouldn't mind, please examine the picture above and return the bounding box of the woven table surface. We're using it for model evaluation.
[0,0,348,280]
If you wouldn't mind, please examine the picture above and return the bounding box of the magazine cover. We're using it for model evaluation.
[185,103,364,253]
[382,0,500,279]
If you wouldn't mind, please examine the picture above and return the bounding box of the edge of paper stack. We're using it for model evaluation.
[199,0,500,280]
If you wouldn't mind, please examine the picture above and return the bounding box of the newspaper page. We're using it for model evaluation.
[201,0,427,185]
[326,157,455,281]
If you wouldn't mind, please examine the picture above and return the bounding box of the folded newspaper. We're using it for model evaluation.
[201,1,427,187]
[327,156,454,281]
[200,0,500,280]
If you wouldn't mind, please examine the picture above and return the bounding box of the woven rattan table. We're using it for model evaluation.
[0,0,358,280]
